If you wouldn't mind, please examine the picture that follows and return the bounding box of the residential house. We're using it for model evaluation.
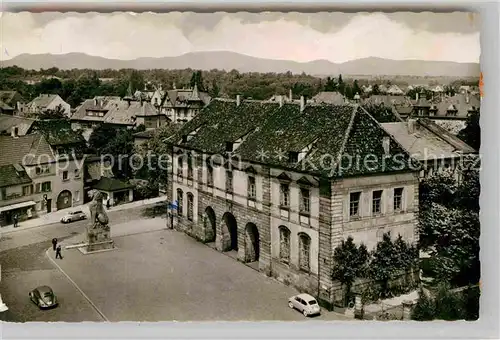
[362,95,411,120]
[311,91,347,105]
[0,163,36,226]
[0,91,26,114]
[386,85,404,96]
[381,118,477,181]
[161,84,211,123]
[0,114,35,137]
[0,134,85,225]
[92,177,134,206]
[406,92,480,135]
[163,96,420,308]
[22,94,71,117]
[70,96,160,141]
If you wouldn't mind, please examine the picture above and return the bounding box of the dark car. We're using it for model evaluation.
[29,286,58,309]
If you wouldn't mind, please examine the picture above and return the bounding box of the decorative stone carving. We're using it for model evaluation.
[83,190,114,253]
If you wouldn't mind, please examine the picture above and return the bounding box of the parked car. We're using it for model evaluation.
[29,286,58,309]
[288,293,321,317]
[60,211,86,223]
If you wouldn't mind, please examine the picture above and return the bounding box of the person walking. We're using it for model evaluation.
[55,244,63,259]
[106,198,110,210]
[13,214,18,228]
[52,238,58,251]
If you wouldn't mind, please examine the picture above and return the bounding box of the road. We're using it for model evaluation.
[1,205,349,322]
[0,206,149,322]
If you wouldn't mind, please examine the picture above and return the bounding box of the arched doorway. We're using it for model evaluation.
[204,206,217,242]
[221,212,238,252]
[56,190,72,210]
[245,223,260,263]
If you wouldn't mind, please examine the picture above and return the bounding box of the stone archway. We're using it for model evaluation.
[244,223,260,263]
[56,190,72,210]
[220,212,238,252]
[204,206,217,242]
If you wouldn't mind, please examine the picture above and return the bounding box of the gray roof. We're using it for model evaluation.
[0,114,35,135]
[28,94,59,108]
[0,134,55,167]
[71,97,158,125]
[311,92,346,105]
[381,118,476,161]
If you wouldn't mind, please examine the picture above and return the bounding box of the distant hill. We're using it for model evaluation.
[2,51,480,77]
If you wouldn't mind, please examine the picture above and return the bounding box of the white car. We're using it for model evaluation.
[288,293,321,317]
[60,211,87,223]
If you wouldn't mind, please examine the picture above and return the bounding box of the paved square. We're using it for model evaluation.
[48,224,348,321]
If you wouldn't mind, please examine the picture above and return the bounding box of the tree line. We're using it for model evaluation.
[0,66,479,109]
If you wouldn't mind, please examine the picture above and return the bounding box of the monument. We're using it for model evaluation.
[80,190,115,254]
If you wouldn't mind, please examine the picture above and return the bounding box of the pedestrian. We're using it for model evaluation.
[106,198,110,210]
[55,244,63,259]
[52,238,58,251]
[13,214,18,228]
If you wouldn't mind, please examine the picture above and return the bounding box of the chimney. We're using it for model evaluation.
[173,82,176,90]
[408,118,416,134]
[300,96,305,112]
[466,91,470,104]
[289,89,293,102]
[236,95,241,107]
[94,98,98,106]
[159,84,162,91]
[415,92,419,101]
[382,136,390,155]
[278,95,283,108]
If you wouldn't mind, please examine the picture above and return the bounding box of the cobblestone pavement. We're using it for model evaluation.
[46,226,350,322]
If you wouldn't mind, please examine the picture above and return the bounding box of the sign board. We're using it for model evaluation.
[168,200,178,210]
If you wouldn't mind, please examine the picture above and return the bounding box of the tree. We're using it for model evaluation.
[411,288,436,321]
[337,74,345,95]
[369,232,401,298]
[129,70,145,94]
[190,70,205,91]
[324,76,337,91]
[352,79,361,96]
[457,110,480,151]
[372,84,380,95]
[209,78,220,98]
[418,171,480,286]
[332,236,369,305]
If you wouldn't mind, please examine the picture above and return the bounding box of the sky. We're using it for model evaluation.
[0,11,480,63]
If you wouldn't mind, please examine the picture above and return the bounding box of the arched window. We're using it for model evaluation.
[187,192,194,221]
[177,155,184,177]
[298,233,311,272]
[279,226,291,263]
[177,189,183,216]
[187,154,194,180]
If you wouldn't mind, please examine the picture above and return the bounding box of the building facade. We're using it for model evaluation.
[163,97,420,307]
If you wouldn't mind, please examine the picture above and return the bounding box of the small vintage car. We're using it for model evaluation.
[60,211,87,223]
[288,293,321,317]
[29,286,58,309]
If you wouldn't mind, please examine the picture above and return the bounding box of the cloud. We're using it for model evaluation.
[0,12,480,63]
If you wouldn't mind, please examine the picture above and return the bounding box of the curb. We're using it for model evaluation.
[45,248,109,322]
[1,200,166,236]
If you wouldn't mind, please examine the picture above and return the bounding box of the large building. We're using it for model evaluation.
[0,133,85,227]
[71,96,164,140]
[162,96,420,307]
[21,94,71,117]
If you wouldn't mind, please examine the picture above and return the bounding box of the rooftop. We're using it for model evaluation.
[0,164,32,188]
[0,134,55,167]
[168,98,416,178]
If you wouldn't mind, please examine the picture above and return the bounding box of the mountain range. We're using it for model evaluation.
[2,51,480,77]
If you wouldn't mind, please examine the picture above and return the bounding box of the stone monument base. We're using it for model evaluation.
[78,240,116,255]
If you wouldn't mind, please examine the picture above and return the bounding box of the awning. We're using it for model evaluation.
[0,200,36,213]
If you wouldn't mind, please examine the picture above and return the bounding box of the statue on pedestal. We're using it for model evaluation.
[85,190,114,253]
